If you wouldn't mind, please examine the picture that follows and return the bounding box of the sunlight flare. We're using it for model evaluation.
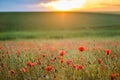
[40,0,87,11]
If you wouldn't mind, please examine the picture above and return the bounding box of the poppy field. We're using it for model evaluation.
[0,12,120,80]
[0,38,120,80]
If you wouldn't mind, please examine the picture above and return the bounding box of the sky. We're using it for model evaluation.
[0,0,120,12]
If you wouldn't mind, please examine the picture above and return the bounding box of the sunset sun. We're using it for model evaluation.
[40,0,87,11]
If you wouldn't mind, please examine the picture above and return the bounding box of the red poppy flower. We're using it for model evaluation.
[50,59,55,63]
[36,61,41,65]
[10,70,15,75]
[60,59,64,63]
[66,60,72,65]
[26,61,35,67]
[17,50,21,55]
[42,54,46,57]
[78,46,85,52]
[0,46,3,50]
[58,56,62,60]
[30,63,35,67]
[105,49,110,55]
[78,65,84,70]
[45,66,52,71]
[73,65,78,69]
[23,48,27,51]
[26,61,31,66]
[73,65,83,70]
[2,54,5,58]
[98,58,102,64]
[110,73,119,80]
[59,50,65,56]
[20,68,26,73]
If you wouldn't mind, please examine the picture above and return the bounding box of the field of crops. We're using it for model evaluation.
[0,12,120,31]
[0,12,120,40]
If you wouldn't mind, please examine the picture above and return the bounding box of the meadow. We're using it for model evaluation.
[0,12,120,40]
[0,38,120,80]
[0,12,120,80]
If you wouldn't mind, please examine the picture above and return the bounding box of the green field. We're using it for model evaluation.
[0,38,120,80]
[0,12,120,80]
[0,12,120,40]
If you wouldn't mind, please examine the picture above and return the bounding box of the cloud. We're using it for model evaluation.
[1,0,119,11]
[36,0,87,11]
[28,0,120,10]
[99,3,120,7]
[83,0,120,9]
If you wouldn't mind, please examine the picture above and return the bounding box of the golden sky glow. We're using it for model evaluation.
[40,0,86,11]
[0,0,120,11]
[39,0,120,11]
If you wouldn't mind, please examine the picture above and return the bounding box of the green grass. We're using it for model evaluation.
[0,12,120,31]
[0,30,120,40]
[0,12,120,80]
[0,12,120,40]
[0,39,120,80]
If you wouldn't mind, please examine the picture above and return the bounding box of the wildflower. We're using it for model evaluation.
[78,65,84,70]
[0,46,3,50]
[17,50,21,55]
[2,54,5,58]
[45,66,52,71]
[50,59,55,63]
[30,63,35,67]
[73,65,78,69]
[110,73,119,80]
[58,56,62,60]
[78,46,85,52]
[26,61,31,66]
[36,61,41,65]
[50,47,55,51]
[59,50,65,56]
[10,70,15,75]
[73,65,83,70]
[42,54,46,57]
[23,48,27,51]
[98,58,102,64]
[60,59,64,63]
[66,60,72,65]
[20,68,26,73]
[26,61,35,67]
[105,49,110,55]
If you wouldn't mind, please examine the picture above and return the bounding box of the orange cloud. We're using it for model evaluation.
[27,0,120,11]
[40,0,87,11]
